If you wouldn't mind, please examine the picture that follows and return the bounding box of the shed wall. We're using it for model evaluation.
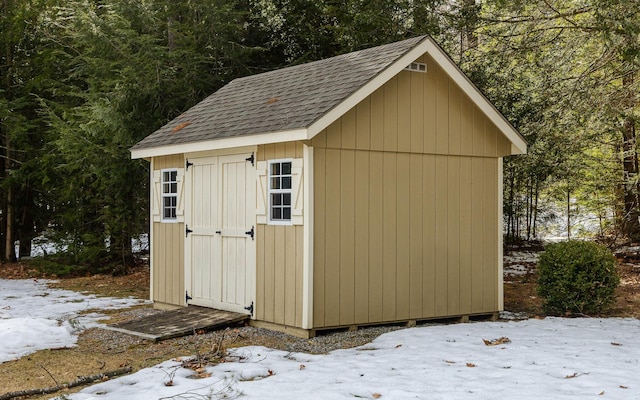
[256,142,305,328]
[311,59,505,328]
[151,154,185,308]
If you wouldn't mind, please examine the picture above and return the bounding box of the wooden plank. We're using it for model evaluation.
[411,71,424,153]
[487,120,498,158]
[434,156,448,316]
[449,83,461,155]
[312,129,327,148]
[354,150,370,323]
[341,108,357,150]
[274,142,286,159]
[256,225,265,320]
[110,306,248,342]
[395,153,410,320]
[382,152,397,321]
[422,155,436,316]
[274,226,286,324]
[447,157,460,316]
[424,57,437,154]
[356,99,371,150]
[340,150,356,325]
[435,66,449,155]
[263,224,276,322]
[284,226,297,326]
[327,118,342,149]
[459,157,473,314]
[295,225,304,327]
[409,154,423,318]
[368,151,384,322]
[383,77,398,152]
[460,95,474,156]
[397,72,411,153]
[370,89,384,151]
[324,149,341,326]
[470,157,484,313]
[313,149,326,327]
[472,106,486,157]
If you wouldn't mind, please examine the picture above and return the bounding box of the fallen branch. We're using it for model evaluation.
[0,367,132,400]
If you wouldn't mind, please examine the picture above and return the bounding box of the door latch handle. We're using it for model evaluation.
[215,230,221,234]
[186,225,193,237]
[245,226,254,240]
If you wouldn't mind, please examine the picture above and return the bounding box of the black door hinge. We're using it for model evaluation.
[186,225,193,237]
[186,291,192,304]
[186,159,193,170]
[244,301,254,316]
[245,226,254,240]
[245,152,254,166]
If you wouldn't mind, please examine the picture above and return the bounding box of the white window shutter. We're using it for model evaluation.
[291,158,303,225]
[256,161,268,224]
[152,170,162,223]
[175,168,185,223]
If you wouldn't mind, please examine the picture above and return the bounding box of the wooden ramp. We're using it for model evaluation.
[104,306,249,341]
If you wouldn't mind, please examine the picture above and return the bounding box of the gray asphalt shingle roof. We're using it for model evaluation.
[131,35,428,151]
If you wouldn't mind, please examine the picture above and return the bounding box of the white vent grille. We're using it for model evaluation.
[404,62,427,73]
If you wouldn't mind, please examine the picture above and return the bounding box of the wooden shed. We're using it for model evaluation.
[131,35,526,338]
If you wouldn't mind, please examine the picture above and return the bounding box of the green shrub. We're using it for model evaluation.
[537,240,619,315]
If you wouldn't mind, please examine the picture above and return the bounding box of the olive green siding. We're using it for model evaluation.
[311,55,505,329]
[152,154,185,308]
[255,142,305,328]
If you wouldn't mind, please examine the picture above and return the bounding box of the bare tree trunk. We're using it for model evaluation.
[567,186,571,240]
[621,71,640,241]
[4,134,15,262]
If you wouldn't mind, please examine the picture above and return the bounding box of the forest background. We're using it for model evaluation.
[1,0,639,272]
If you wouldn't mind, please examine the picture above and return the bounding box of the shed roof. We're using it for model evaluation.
[131,36,526,158]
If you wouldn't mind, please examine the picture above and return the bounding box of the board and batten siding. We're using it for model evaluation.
[310,54,506,328]
[256,142,305,328]
[151,154,185,309]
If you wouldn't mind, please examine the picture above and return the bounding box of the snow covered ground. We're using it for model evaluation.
[0,279,146,362]
[2,278,639,400]
[62,317,640,400]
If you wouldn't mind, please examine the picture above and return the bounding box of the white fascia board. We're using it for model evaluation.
[306,39,434,139]
[131,129,308,159]
[423,40,527,155]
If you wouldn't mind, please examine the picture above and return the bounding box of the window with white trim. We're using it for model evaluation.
[162,168,178,222]
[269,159,292,224]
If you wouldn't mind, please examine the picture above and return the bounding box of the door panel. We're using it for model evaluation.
[185,153,256,315]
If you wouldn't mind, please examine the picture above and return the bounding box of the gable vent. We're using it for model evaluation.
[404,62,427,73]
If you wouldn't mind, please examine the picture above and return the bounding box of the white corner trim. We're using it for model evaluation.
[302,144,314,329]
[130,129,308,159]
[498,157,504,311]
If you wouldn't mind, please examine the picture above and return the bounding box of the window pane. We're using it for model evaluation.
[272,207,282,220]
[170,170,177,181]
[271,163,280,175]
[272,193,281,206]
[282,176,291,189]
[163,183,170,194]
[163,171,170,181]
[283,207,291,220]
[170,182,177,193]
[271,177,280,189]
[282,162,291,175]
[283,193,291,206]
